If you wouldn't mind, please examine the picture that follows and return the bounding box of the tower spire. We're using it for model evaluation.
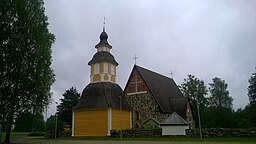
[103,16,106,31]
[170,70,174,79]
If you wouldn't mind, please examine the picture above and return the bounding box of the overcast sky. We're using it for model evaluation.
[43,0,256,117]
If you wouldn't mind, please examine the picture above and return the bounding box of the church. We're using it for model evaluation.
[72,27,193,137]
[124,65,194,130]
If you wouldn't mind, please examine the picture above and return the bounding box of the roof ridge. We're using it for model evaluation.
[171,112,189,124]
[135,65,173,80]
[161,112,188,125]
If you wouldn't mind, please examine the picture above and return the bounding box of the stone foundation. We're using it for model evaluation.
[111,129,162,137]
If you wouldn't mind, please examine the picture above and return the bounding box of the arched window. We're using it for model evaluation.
[93,74,101,82]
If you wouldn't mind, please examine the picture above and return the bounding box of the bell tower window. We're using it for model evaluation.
[94,63,99,74]
[104,63,108,73]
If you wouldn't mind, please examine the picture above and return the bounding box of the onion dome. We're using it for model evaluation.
[95,29,112,49]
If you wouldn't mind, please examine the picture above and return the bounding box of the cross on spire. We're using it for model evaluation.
[170,70,174,78]
[133,55,138,65]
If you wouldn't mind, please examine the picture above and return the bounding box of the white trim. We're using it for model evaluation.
[111,65,115,75]
[108,108,112,136]
[127,91,147,95]
[90,80,116,84]
[72,111,74,136]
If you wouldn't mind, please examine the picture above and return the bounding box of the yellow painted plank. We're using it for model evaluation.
[74,109,108,136]
[111,109,131,130]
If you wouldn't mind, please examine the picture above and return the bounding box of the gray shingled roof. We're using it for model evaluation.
[88,51,118,66]
[169,97,189,120]
[160,112,189,125]
[125,65,188,118]
[74,82,130,110]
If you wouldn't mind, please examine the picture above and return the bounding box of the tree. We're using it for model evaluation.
[208,77,233,109]
[248,67,256,106]
[232,106,252,128]
[57,87,80,131]
[0,0,55,142]
[208,77,233,128]
[180,74,208,127]
[14,112,45,132]
[248,67,256,126]
[45,115,64,138]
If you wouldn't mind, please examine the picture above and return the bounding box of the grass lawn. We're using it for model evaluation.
[1,132,256,144]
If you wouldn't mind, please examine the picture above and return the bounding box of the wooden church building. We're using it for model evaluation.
[124,65,194,129]
[72,28,131,136]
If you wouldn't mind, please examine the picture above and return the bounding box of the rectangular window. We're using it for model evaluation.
[104,63,108,73]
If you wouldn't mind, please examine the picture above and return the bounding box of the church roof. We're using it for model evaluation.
[88,51,118,65]
[74,82,130,110]
[160,112,189,125]
[124,65,188,118]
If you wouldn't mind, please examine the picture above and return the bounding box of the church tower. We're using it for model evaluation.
[88,27,118,83]
[72,27,131,137]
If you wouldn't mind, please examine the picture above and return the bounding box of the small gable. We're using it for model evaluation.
[142,117,160,129]
[161,112,188,126]
[124,66,149,95]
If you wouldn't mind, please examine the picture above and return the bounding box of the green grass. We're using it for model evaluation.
[1,132,256,143]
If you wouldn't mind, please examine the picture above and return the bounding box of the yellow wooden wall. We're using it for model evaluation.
[74,108,108,136]
[111,108,131,130]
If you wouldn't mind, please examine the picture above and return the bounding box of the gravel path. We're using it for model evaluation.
[11,136,256,144]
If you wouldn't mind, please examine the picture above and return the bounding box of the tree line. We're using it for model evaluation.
[179,68,256,129]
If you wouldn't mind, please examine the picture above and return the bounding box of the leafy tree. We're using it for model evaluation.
[248,68,256,126]
[208,77,233,109]
[57,87,80,131]
[14,112,45,132]
[45,115,64,138]
[180,74,208,128]
[0,0,55,142]
[208,77,233,128]
[232,106,252,128]
[248,67,256,106]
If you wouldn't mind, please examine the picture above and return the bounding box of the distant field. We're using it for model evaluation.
[1,132,256,144]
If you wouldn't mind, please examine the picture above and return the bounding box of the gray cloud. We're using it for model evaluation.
[44,0,256,116]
